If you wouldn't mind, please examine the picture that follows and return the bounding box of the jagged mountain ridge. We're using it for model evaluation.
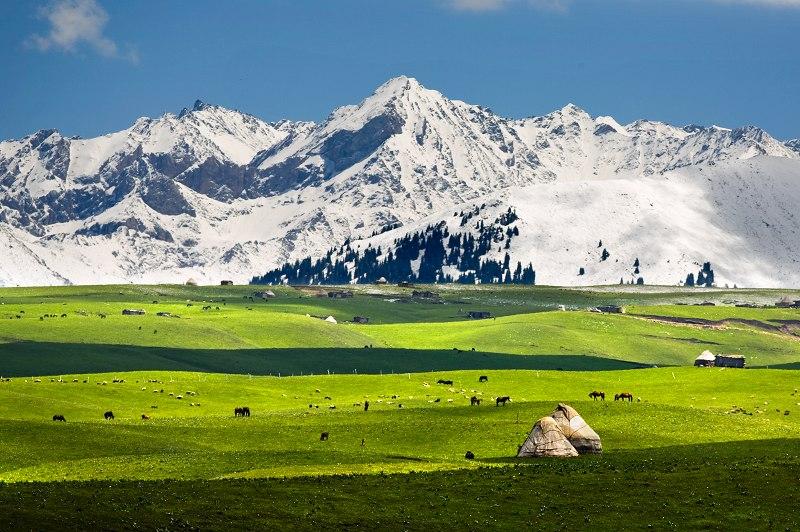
[0,76,798,287]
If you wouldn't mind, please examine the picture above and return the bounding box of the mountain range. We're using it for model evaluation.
[1,76,799,287]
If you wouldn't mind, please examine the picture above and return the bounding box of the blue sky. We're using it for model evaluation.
[1,0,798,140]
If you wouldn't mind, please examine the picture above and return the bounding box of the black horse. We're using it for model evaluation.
[320,432,329,441]
[52,414,66,422]
[437,379,454,385]
[479,375,489,383]
[470,396,482,406]
[104,411,115,420]
[495,396,511,407]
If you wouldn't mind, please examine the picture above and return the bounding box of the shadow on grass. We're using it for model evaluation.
[0,341,651,377]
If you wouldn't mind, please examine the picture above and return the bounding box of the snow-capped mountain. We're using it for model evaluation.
[0,76,798,287]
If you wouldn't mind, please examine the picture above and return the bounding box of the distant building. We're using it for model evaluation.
[397,281,414,288]
[374,277,388,285]
[412,290,439,299]
[597,305,625,314]
[694,350,716,367]
[694,350,746,368]
[715,354,746,368]
[254,290,276,299]
[352,316,370,324]
[468,311,492,320]
[220,280,233,286]
[122,309,146,316]
[185,278,198,286]
[776,297,800,308]
[327,290,353,299]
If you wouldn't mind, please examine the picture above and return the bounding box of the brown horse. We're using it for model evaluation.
[470,396,482,406]
[615,392,634,402]
[588,391,605,401]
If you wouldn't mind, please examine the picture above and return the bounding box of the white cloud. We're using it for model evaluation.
[445,0,800,10]
[711,0,800,5]
[27,0,138,62]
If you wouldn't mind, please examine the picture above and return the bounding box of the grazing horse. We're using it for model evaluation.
[437,379,454,385]
[478,375,488,383]
[465,451,475,460]
[234,407,243,417]
[588,391,605,401]
[141,414,150,420]
[104,411,115,420]
[495,396,511,407]
[470,396,482,406]
[364,401,369,412]
[52,414,66,422]
[615,392,634,402]
[320,432,329,441]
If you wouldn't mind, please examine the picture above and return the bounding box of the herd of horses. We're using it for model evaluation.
[589,390,634,402]
[47,376,635,427]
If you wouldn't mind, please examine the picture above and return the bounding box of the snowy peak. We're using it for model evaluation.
[0,76,798,287]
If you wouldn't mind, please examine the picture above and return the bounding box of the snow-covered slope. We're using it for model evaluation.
[0,76,798,287]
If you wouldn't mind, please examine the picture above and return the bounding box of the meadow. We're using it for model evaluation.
[1,283,799,529]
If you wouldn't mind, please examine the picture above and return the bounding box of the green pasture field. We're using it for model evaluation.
[1,284,799,375]
[0,368,798,482]
[1,284,800,529]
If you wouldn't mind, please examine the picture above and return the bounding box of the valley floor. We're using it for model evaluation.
[1,284,799,529]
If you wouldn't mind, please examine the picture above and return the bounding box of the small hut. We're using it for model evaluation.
[597,305,625,314]
[694,350,716,367]
[220,280,233,286]
[374,277,388,285]
[185,278,198,286]
[352,316,370,324]
[254,290,276,299]
[327,290,353,299]
[324,315,338,324]
[122,309,146,316]
[468,311,492,320]
[715,354,746,368]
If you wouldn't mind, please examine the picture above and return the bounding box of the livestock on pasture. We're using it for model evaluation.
[496,396,511,406]
[588,391,605,401]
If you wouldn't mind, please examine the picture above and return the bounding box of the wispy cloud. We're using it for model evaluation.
[447,0,570,11]
[710,0,800,5]
[26,0,138,63]
[444,0,800,11]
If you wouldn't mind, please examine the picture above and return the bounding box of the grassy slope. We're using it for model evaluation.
[0,368,798,482]
[1,285,799,373]
[2,440,798,531]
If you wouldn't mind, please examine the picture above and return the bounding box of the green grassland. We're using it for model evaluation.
[1,284,799,375]
[0,368,798,482]
[1,284,800,529]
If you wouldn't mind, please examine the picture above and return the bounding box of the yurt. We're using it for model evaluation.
[549,403,602,454]
[517,416,578,458]
[694,350,716,367]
